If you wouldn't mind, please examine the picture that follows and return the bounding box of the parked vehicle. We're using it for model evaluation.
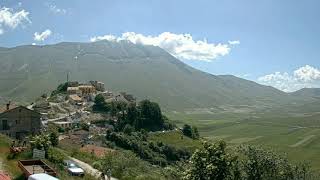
[28,173,59,180]
[63,160,85,176]
[18,160,57,178]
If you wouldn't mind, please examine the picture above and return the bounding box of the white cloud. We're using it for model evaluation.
[0,7,30,34]
[294,65,320,82]
[48,4,66,14]
[228,40,240,45]
[258,65,320,92]
[90,34,117,42]
[31,43,36,45]
[90,32,238,61]
[34,29,52,41]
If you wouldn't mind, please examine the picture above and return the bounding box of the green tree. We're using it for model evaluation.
[47,147,67,169]
[126,104,139,125]
[182,124,193,138]
[192,126,200,139]
[95,94,106,107]
[123,124,134,135]
[183,140,237,180]
[51,82,68,96]
[49,131,59,146]
[30,134,52,152]
[238,145,316,180]
[138,100,164,131]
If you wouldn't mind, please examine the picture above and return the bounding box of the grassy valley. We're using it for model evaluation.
[167,107,320,170]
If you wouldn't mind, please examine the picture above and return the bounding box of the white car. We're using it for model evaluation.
[28,173,59,180]
[64,160,85,176]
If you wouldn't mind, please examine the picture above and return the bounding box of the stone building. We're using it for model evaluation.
[0,103,41,139]
[89,81,105,92]
[67,87,81,95]
[78,85,96,96]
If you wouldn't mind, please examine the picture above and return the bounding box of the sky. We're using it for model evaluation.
[1,0,320,92]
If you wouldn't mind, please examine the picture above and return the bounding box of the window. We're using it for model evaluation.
[2,120,9,130]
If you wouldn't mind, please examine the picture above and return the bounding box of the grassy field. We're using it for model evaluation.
[149,131,202,151]
[166,110,320,170]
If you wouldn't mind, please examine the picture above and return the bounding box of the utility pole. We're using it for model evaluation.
[67,71,70,82]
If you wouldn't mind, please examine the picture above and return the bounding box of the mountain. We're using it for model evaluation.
[291,88,320,99]
[0,41,315,110]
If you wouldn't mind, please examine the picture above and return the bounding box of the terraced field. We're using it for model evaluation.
[166,110,320,170]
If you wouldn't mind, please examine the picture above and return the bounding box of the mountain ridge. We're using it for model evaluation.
[0,41,316,110]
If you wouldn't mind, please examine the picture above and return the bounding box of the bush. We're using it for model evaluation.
[47,147,67,169]
[123,124,134,135]
[183,140,237,180]
[183,141,319,180]
[95,150,163,179]
[49,132,59,146]
[182,124,199,139]
[106,132,190,166]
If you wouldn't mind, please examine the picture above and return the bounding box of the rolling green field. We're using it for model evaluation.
[166,110,320,170]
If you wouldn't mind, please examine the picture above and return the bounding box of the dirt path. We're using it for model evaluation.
[290,135,315,148]
[69,157,118,180]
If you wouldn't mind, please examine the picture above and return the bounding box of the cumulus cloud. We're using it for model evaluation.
[258,65,320,92]
[0,7,30,34]
[34,29,52,41]
[90,32,238,61]
[294,65,320,82]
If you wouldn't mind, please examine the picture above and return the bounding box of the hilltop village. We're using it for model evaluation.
[0,80,200,180]
[0,80,136,140]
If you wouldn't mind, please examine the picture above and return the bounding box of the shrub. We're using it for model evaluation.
[47,147,66,169]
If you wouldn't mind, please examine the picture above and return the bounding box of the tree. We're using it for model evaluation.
[47,147,67,169]
[94,94,111,112]
[183,140,237,180]
[126,104,139,125]
[30,134,52,152]
[51,82,68,96]
[123,124,134,135]
[182,124,193,138]
[80,122,90,131]
[182,124,199,139]
[138,100,164,131]
[95,94,106,107]
[49,131,59,146]
[192,126,200,139]
[238,145,316,180]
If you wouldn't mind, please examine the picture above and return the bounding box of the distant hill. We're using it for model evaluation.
[0,41,316,110]
[291,88,320,99]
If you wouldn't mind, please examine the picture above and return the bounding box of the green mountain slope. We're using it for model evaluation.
[291,88,320,99]
[0,41,314,109]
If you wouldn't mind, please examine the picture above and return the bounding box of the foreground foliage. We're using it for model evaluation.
[183,140,319,180]
[106,131,190,166]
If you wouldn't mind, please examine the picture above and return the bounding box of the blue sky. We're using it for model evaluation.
[1,0,320,92]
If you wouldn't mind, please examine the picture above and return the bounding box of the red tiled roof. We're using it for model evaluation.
[0,103,18,114]
[0,172,11,180]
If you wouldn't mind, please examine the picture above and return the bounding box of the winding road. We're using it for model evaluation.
[69,157,118,180]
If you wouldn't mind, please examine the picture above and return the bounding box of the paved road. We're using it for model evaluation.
[69,157,118,180]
